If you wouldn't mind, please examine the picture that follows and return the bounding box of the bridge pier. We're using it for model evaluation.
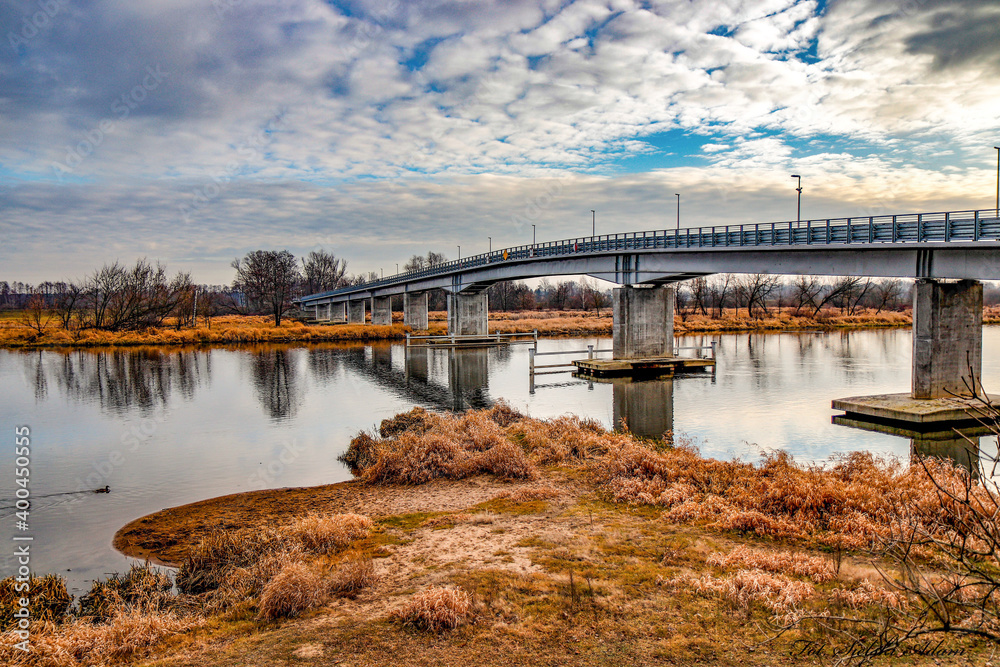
[912,279,983,399]
[612,285,675,359]
[404,292,429,330]
[371,296,392,326]
[333,302,346,322]
[347,300,366,324]
[446,292,488,336]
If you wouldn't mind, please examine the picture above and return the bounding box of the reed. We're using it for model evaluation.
[0,574,71,629]
[257,562,327,621]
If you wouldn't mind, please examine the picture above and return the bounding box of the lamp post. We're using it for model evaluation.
[674,193,680,230]
[591,209,595,236]
[457,245,461,266]
[532,224,536,246]
[791,174,802,224]
[395,263,398,274]
[994,147,999,217]
[380,268,383,279]
[488,236,492,253]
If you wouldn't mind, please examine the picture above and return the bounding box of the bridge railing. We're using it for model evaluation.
[298,208,1000,303]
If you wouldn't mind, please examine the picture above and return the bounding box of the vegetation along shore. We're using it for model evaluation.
[3,402,998,665]
[4,307,998,350]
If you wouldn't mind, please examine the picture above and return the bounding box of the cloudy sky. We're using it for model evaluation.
[2,0,999,284]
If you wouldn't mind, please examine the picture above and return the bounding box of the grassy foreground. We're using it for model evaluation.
[6,306,999,349]
[5,406,994,666]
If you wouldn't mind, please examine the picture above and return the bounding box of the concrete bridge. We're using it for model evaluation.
[296,208,1000,402]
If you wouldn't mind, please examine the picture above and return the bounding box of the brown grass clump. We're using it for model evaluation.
[507,415,622,464]
[591,442,965,549]
[340,431,383,472]
[379,407,431,438]
[257,562,328,621]
[684,569,815,617]
[327,557,378,598]
[0,574,72,629]
[283,513,374,554]
[707,546,836,583]
[175,526,289,594]
[78,563,173,621]
[829,579,910,610]
[359,410,539,485]
[393,586,474,632]
[0,609,201,667]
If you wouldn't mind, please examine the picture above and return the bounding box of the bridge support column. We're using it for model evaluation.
[912,279,982,399]
[371,296,392,325]
[404,292,429,330]
[333,302,347,322]
[446,292,488,336]
[612,285,674,359]
[347,300,366,324]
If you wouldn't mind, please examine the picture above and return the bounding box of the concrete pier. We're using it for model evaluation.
[334,302,347,322]
[348,300,366,324]
[371,296,392,325]
[404,292,429,330]
[912,279,982,399]
[446,292,488,336]
[612,285,675,359]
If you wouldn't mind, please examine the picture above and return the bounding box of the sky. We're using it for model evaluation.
[2,0,1000,285]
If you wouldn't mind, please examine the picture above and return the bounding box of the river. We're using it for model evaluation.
[2,327,999,596]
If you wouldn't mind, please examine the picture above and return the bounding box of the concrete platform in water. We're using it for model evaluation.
[573,356,715,378]
[832,392,998,425]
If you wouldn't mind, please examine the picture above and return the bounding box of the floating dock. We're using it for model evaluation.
[406,332,538,349]
[831,392,998,425]
[573,356,715,378]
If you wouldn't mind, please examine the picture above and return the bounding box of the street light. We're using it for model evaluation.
[395,263,398,274]
[532,224,536,246]
[488,236,492,253]
[457,245,461,265]
[591,209,595,236]
[674,194,680,230]
[994,147,999,217]
[791,174,802,223]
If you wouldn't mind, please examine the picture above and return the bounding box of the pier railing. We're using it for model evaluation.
[299,209,1000,305]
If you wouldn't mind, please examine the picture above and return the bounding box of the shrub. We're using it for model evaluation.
[176,527,287,594]
[339,431,383,472]
[393,586,473,632]
[379,407,431,438]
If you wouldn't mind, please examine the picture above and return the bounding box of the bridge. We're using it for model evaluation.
[296,208,1000,404]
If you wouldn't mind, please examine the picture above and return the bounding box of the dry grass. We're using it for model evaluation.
[283,513,374,554]
[4,303,968,350]
[392,586,474,632]
[0,609,201,667]
[257,562,327,622]
[326,557,378,598]
[681,569,816,617]
[0,574,72,629]
[78,563,172,621]
[707,545,837,583]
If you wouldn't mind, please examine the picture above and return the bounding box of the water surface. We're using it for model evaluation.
[2,328,998,594]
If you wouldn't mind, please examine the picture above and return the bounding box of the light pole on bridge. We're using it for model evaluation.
[457,245,461,267]
[532,224,536,251]
[790,174,802,225]
[488,236,491,254]
[994,147,999,217]
[591,209,595,236]
[674,194,680,230]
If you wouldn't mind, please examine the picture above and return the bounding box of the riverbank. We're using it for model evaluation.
[4,406,988,666]
[4,307,995,350]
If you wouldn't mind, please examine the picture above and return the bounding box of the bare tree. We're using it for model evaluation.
[709,274,735,318]
[735,274,781,317]
[231,250,301,326]
[302,249,348,294]
[19,293,53,334]
[871,278,903,314]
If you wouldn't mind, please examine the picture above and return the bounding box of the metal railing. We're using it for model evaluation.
[298,209,1000,304]
[405,331,538,347]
